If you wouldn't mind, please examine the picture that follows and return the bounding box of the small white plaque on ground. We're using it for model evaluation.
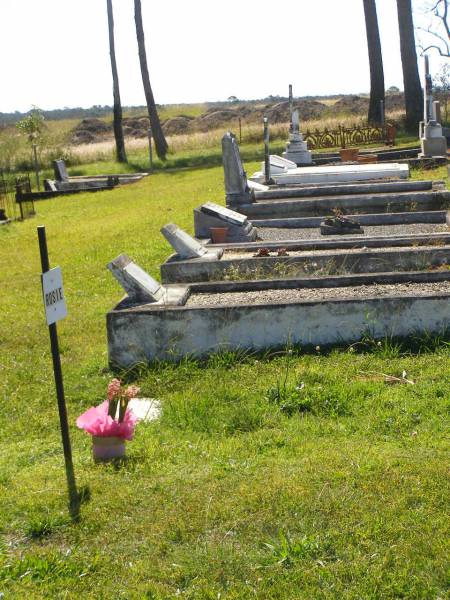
[128,398,161,422]
[41,266,67,325]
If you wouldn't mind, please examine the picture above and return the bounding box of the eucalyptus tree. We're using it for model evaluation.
[363,0,385,124]
[396,0,423,130]
[107,0,127,163]
[134,0,168,160]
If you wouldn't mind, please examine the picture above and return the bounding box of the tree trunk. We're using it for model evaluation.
[396,0,424,131]
[363,0,385,124]
[107,0,127,163]
[134,0,168,160]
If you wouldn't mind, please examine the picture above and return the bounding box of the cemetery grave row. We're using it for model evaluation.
[105,109,450,366]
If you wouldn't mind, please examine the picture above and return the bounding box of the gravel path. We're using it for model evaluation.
[187,281,450,307]
[258,223,448,241]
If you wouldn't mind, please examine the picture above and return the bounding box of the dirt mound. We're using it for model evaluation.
[263,100,326,123]
[195,109,241,131]
[122,116,149,138]
[333,95,369,114]
[162,116,193,135]
[71,118,111,144]
[71,130,96,145]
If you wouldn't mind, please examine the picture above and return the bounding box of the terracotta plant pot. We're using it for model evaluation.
[92,436,126,462]
[357,155,378,164]
[210,227,229,244]
[340,148,359,162]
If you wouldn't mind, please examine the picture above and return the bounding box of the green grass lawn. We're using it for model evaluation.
[0,163,449,599]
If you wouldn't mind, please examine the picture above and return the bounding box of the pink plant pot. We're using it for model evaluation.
[92,436,126,462]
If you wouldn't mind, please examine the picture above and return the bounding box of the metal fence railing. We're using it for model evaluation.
[0,172,35,221]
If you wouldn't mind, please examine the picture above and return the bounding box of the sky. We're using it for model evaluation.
[0,0,447,113]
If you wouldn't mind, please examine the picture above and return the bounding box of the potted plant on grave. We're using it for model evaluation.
[77,379,140,462]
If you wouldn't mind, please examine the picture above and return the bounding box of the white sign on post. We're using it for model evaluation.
[42,267,67,325]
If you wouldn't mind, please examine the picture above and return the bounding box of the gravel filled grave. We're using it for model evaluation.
[258,223,449,241]
[186,280,450,307]
[223,243,450,260]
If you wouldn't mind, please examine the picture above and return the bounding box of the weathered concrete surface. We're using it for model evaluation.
[254,179,434,200]
[108,272,450,366]
[236,190,450,219]
[160,245,450,283]
[250,162,410,185]
[206,231,450,252]
[251,210,448,228]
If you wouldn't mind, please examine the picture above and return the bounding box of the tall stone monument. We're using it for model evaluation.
[282,109,313,166]
[419,55,447,158]
[222,132,254,207]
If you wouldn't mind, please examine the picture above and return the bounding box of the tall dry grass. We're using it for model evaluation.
[68,110,405,164]
[0,109,405,171]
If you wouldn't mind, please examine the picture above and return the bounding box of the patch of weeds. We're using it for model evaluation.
[361,334,406,359]
[266,350,352,417]
[24,513,71,540]
[206,348,255,369]
[263,530,335,568]
[268,383,352,417]
[0,550,97,584]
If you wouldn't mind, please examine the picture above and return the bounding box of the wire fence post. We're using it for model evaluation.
[32,144,40,191]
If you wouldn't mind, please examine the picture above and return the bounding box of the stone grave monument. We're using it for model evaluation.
[222,132,254,207]
[282,108,313,165]
[419,56,447,158]
[193,201,258,242]
[107,254,165,303]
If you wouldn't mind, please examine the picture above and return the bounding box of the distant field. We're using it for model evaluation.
[0,103,410,177]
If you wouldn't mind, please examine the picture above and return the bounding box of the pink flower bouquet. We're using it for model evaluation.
[77,379,140,441]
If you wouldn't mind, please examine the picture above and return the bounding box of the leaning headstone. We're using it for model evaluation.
[222,132,254,206]
[161,223,224,259]
[282,109,313,165]
[161,223,208,259]
[107,254,164,302]
[194,201,258,242]
[53,160,69,182]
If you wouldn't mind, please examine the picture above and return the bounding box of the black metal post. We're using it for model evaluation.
[289,84,293,132]
[263,116,271,185]
[238,117,242,144]
[37,226,79,519]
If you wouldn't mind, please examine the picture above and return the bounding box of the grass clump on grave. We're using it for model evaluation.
[0,163,449,598]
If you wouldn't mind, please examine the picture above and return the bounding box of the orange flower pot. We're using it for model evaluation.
[210,227,229,244]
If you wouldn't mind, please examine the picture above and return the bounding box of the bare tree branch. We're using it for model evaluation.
[417,0,450,57]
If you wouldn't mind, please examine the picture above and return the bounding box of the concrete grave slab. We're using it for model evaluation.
[161,243,450,283]
[261,155,297,175]
[107,270,450,366]
[250,162,410,186]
